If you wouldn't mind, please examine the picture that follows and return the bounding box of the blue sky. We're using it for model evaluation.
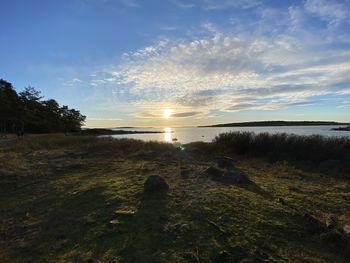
[1,0,350,127]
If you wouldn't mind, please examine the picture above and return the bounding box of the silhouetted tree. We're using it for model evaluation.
[0,79,22,133]
[0,78,85,134]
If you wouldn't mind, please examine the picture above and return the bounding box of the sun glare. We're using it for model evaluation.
[163,109,173,118]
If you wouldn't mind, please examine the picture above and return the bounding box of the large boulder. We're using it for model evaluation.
[217,156,235,169]
[204,166,223,178]
[303,213,325,234]
[144,175,169,192]
[222,171,248,184]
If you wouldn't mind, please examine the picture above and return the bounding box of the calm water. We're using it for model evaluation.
[103,126,350,144]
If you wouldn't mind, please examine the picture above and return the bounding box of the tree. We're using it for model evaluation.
[0,79,22,133]
[60,106,86,133]
[0,79,86,134]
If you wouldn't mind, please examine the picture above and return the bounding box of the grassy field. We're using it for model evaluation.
[0,134,350,262]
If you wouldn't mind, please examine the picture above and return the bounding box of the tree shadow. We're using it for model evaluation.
[4,184,112,263]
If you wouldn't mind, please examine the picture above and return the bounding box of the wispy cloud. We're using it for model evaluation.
[82,0,350,120]
[201,0,260,10]
[304,0,349,26]
[169,0,195,8]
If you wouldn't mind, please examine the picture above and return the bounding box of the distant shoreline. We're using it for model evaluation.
[200,121,350,128]
[332,126,350,131]
[79,128,166,136]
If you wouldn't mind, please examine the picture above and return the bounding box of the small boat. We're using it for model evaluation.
[172,138,178,141]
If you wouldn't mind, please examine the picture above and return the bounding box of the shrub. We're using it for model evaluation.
[214,132,350,165]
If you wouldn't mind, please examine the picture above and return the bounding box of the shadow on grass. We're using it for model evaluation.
[242,180,274,200]
[118,191,170,263]
[3,184,111,263]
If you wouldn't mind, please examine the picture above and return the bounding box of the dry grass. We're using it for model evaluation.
[0,134,349,262]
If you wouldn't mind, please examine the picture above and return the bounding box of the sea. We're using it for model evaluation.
[102,125,350,144]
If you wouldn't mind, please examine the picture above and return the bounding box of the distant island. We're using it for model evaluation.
[201,121,350,127]
[79,128,165,136]
[332,126,350,131]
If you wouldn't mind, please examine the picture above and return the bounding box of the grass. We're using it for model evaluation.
[0,134,350,262]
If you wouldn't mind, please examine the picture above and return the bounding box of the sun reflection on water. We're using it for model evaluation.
[164,127,172,142]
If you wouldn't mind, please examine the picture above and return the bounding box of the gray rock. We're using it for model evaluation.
[217,156,235,169]
[325,214,338,229]
[144,175,169,192]
[222,171,248,184]
[204,166,223,177]
[343,225,350,238]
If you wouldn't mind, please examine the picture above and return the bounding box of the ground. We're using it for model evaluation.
[0,135,349,263]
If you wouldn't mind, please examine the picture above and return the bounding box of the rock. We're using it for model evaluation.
[107,219,122,228]
[343,225,350,238]
[319,160,341,173]
[303,213,325,234]
[320,229,350,255]
[217,156,235,169]
[325,214,338,229]
[222,171,248,184]
[144,175,169,192]
[204,166,223,177]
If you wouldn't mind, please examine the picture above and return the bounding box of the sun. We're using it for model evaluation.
[163,108,173,118]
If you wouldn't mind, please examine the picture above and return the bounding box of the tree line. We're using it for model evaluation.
[0,79,86,134]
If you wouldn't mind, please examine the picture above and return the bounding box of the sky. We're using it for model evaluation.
[1,0,350,127]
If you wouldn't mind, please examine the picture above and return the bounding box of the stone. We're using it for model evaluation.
[107,219,122,228]
[222,171,248,184]
[144,175,169,192]
[343,225,350,238]
[217,156,235,169]
[325,214,338,229]
[303,213,325,234]
[204,166,223,177]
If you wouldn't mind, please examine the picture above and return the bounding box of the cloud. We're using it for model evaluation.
[201,0,260,10]
[304,0,350,26]
[172,111,202,117]
[87,1,350,119]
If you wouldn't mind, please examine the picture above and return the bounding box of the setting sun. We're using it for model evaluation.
[163,109,173,118]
